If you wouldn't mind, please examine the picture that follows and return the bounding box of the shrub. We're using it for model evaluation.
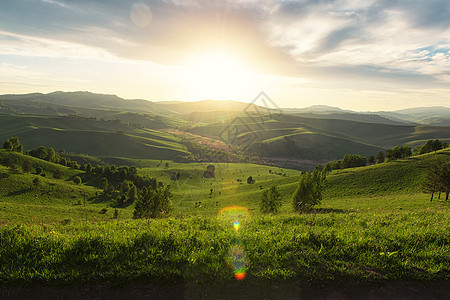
[32,177,40,187]
[73,176,82,185]
[133,186,172,219]
[22,160,33,174]
[53,170,62,179]
[61,219,71,225]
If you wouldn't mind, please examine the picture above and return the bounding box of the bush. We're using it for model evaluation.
[32,177,40,187]
[61,219,71,225]
[53,170,62,179]
[22,160,33,174]
[133,186,172,219]
[260,186,282,214]
[73,176,82,185]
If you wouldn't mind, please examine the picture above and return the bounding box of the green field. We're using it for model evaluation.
[0,114,189,160]
[0,148,449,289]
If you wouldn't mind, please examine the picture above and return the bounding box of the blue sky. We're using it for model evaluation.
[1,0,449,111]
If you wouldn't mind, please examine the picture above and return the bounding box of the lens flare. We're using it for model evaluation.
[233,221,240,231]
[218,206,250,280]
[234,271,246,280]
[130,3,152,27]
[226,241,248,280]
[217,205,250,228]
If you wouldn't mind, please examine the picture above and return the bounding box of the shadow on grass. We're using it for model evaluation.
[7,188,32,196]
[310,208,349,214]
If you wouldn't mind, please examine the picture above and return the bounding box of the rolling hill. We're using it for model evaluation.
[1,91,450,168]
[0,114,189,160]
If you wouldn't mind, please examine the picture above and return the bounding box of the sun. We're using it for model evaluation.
[183,50,256,100]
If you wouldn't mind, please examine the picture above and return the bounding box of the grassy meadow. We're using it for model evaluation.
[0,148,449,287]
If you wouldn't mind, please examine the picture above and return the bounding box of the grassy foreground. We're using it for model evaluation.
[1,207,449,285]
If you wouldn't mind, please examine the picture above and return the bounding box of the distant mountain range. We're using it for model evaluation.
[283,105,450,126]
[1,91,450,169]
[1,91,449,126]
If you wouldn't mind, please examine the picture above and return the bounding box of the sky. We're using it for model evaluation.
[1,0,450,111]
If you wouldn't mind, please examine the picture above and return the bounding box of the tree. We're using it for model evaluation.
[422,164,442,201]
[128,184,138,202]
[100,177,108,192]
[440,162,450,201]
[376,151,385,164]
[415,139,446,155]
[3,137,23,153]
[94,165,104,176]
[133,186,172,218]
[386,145,411,161]
[2,156,15,169]
[292,171,326,211]
[46,147,56,162]
[120,180,131,195]
[260,186,282,214]
[368,155,375,164]
[323,162,332,175]
[342,154,367,168]
[203,164,215,178]
[36,146,48,160]
[3,140,12,150]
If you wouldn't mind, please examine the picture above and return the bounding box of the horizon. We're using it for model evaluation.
[1,1,450,111]
[3,90,450,113]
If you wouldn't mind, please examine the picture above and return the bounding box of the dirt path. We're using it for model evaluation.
[1,281,449,300]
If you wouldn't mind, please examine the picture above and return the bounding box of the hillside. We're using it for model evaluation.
[0,147,449,289]
[2,146,448,222]
[0,114,189,160]
[189,113,450,166]
[1,92,450,167]
[324,148,450,199]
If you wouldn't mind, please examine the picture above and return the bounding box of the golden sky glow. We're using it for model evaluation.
[1,1,450,111]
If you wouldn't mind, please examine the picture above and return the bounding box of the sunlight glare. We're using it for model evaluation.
[184,51,255,100]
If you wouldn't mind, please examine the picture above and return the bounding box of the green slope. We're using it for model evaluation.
[324,148,450,199]
[0,114,189,160]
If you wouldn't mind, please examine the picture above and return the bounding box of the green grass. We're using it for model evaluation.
[0,148,450,286]
[0,114,188,160]
[0,208,448,284]
[324,149,450,198]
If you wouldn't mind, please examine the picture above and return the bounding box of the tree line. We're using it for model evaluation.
[318,139,449,174]
[2,136,170,218]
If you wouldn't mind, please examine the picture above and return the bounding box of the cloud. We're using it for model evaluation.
[1,0,450,93]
